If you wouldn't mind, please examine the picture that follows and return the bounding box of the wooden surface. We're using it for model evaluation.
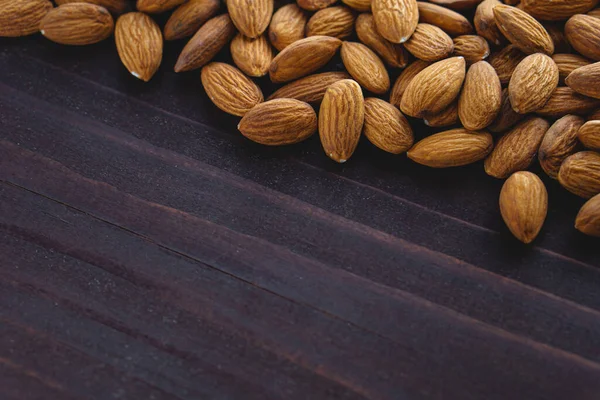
[1,34,600,400]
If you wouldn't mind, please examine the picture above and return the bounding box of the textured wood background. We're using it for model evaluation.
[1,33,600,400]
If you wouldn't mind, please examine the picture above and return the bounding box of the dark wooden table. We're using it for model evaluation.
[1,34,600,400]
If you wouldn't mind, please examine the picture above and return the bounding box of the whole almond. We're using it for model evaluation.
[227,0,273,39]
[389,60,431,107]
[474,0,505,46]
[538,115,585,179]
[558,151,600,198]
[164,0,220,41]
[493,4,554,55]
[238,99,317,145]
[429,0,483,9]
[268,4,306,51]
[319,79,365,163]
[508,53,559,114]
[269,36,342,83]
[417,2,473,36]
[355,13,409,68]
[484,117,550,179]
[404,23,454,61]
[268,71,351,103]
[552,53,592,85]
[231,34,273,77]
[424,101,459,127]
[488,88,525,133]
[459,61,502,131]
[115,12,162,82]
[565,14,600,61]
[453,35,490,65]
[201,62,264,117]
[174,14,236,73]
[488,44,526,85]
[544,23,572,53]
[579,120,600,150]
[341,41,390,94]
[0,0,53,37]
[576,193,600,237]
[136,0,185,14]
[40,3,114,45]
[56,0,128,14]
[306,6,355,39]
[499,171,548,244]
[536,87,600,118]
[407,128,494,168]
[372,0,419,43]
[343,0,371,12]
[521,0,599,21]
[400,56,466,118]
[297,0,337,11]
[566,61,600,99]
[363,98,414,154]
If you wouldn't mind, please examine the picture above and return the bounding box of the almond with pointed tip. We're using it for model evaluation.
[566,61,600,99]
[488,88,525,134]
[417,2,473,36]
[56,0,128,15]
[453,35,490,65]
[474,0,504,46]
[372,0,419,43]
[115,12,162,82]
[553,54,591,85]
[164,0,220,41]
[565,14,600,61]
[538,115,585,179]
[404,23,454,61]
[424,101,459,128]
[306,6,355,39]
[363,98,414,154]
[40,3,114,45]
[355,13,409,68]
[558,151,600,198]
[268,72,351,103]
[488,44,526,85]
[576,193,600,237]
[231,34,273,77]
[493,4,554,55]
[341,41,390,94]
[521,0,599,22]
[579,120,600,150]
[389,60,431,108]
[459,61,502,131]
[227,0,273,39]
[508,53,559,114]
[0,0,53,37]
[536,87,600,118]
[268,4,306,51]
[136,0,185,14]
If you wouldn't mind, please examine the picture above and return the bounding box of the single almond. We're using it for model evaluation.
[565,14,600,61]
[488,44,526,85]
[552,53,592,85]
[417,2,473,36]
[521,0,599,22]
[268,4,306,51]
[306,6,355,39]
[342,0,371,12]
[566,61,600,100]
[0,0,53,37]
[508,53,559,114]
[404,23,454,61]
[372,0,419,43]
[297,0,337,11]
[227,0,273,39]
[474,0,505,46]
[136,0,185,14]
[493,4,554,55]
[579,120,600,150]
[201,62,264,117]
[238,99,317,145]
[538,115,585,179]
[488,88,525,134]
[319,79,365,163]
[115,12,162,82]
[40,3,114,45]
[452,35,490,65]
[558,151,600,198]
[536,87,600,118]
[576,193,600,237]
[231,34,273,77]
[363,98,414,154]
[341,41,390,94]
[458,61,502,131]
[56,0,128,15]
[355,13,408,68]
[389,60,431,108]
[424,101,459,128]
[484,117,550,179]
[268,71,351,103]
[499,171,548,244]
[164,0,220,41]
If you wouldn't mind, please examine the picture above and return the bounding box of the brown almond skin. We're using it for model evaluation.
[459,61,502,131]
[474,0,505,46]
[558,151,600,198]
[269,36,342,83]
[56,0,128,15]
[306,6,355,39]
[536,87,600,118]
[341,41,390,94]
[355,13,409,68]
[268,4,306,51]
[488,44,526,85]
[590,8,600,18]
[404,23,454,61]
[372,0,419,43]
[484,117,550,179]
[576,193,600,237]
[40,3,114,45]
[136,0,185,14]
[407,128,494,168]
[566,61,600,100]
[579,120,600,150]
[553,54,592,85]
[201,62,264,117]
[508,53,559,114]
[488,88,525,133]
[401,57,466,118]
[174,14,236,73]
[227,0,273,39]
[499,171,548,244]
[115,12,162,82]
[453,35,490,65]
[538,115,585,179]
[522,0,599,22]
[268,71,351,103]
[363,98,414,154]
[389,60,431,108]
[297,0,337,11]
[238,99,317,145]
[164,0,220,41]
[319,79,365,163]
[343,0,371,12]
[230,34,273,77]
[416,2,473,36]
[565,14,600,61]
[0,0,53,37]
[493,4,554,55]
[424,101,459,128]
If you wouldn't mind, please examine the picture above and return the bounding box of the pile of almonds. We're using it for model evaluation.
[2,0,600,243]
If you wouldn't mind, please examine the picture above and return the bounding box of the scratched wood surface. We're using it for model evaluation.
[1,33,600,400]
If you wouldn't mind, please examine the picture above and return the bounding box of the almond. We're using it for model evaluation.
[400,56,466,118]
[407,128,494,168]
[579,120,600,150]
[355,13,409,68]
[227,0,273,39]
[508,53,559,114]
[372,0,419,43]
[136,0,185,14]
[404,23,454,61]
[268,4,306,51]
[174,14,236,73]
[566,61,600,99]
[363,98,414,154]
[269,36,342,83]
[417,2,473,36]
[484,117,550,179]
[389,60,431,108]
[341,41,390,94]
[552,53,592,85]
[115,12,162,82]
[56,0,128,15]
[0,0,53,37]
[342,0,371,12]
[40,3,114,45]
[319,79,365,163]
[499,171,548,244]
[297,0,337,11]
[536,87,600,118]
[576,193,600,237]
[521,0,599,21]
[488,44,526,85]
[164,0,220,41]
[565,14,600,61]
[231,34,273,77]
[459,61,502,131]
[538,115,585,179]
[474,0,505,46]
[558,151,600,198]
[268,71,351,103]
[306,6,355,39]
[488,88,525,134]
[493,4,554,55]
[201,62,264,117]
[452,35,490,65]
[238,99,317,145]
[424,101,459,128]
